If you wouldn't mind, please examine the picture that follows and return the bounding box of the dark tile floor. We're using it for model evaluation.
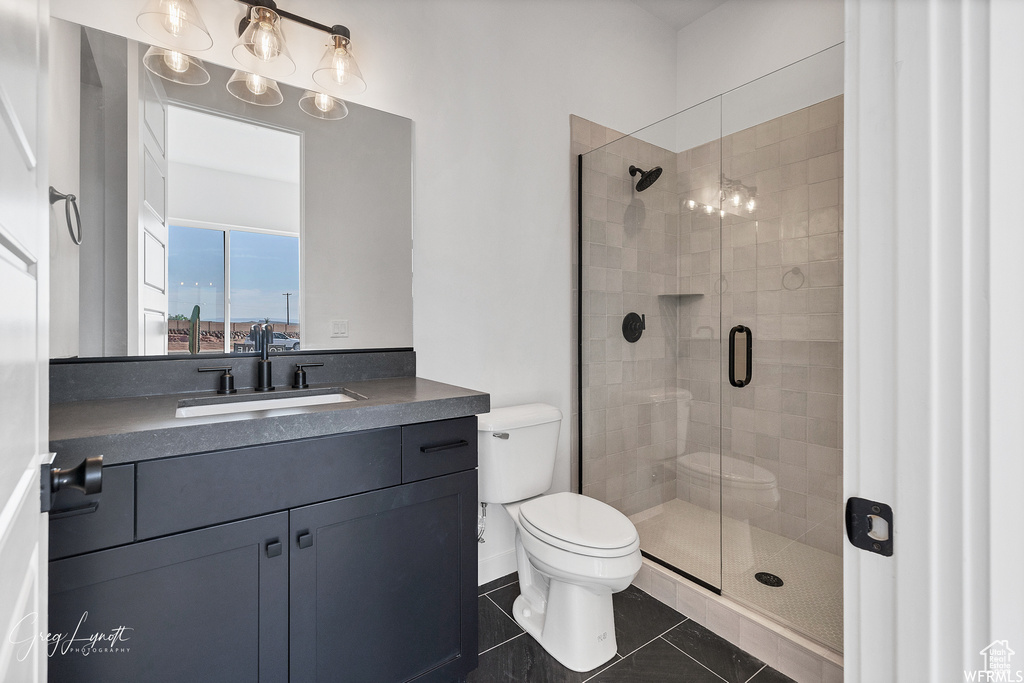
[469,574,796,683]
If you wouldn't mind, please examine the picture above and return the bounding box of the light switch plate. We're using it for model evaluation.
[330,320,349,338]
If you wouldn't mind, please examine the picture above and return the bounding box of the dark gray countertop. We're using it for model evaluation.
[50,376,490,467]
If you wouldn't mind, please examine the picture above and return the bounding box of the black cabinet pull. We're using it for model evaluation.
[420,440,469,454]
[297,531,312,549]
[49,502,99,520]
[728,325,753,388]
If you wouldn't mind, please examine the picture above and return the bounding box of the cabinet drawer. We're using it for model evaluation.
[402,416,477,483]
[49,464,134,559]
[136,428,401,539]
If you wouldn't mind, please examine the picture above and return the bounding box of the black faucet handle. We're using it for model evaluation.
[293,363,324,389]
[198,366,237,394]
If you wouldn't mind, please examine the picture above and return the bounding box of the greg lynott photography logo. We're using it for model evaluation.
[8,612,133,661]
[965,640,1024,682]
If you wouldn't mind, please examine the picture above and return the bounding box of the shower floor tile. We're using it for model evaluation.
[630,498,843,653]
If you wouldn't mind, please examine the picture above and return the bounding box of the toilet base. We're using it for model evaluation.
[512,578,619,672]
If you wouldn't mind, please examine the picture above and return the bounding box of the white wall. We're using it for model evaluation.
[675,0,844,113]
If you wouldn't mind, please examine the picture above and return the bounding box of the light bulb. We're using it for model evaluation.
[746,198,757,212]
[163,50,189,73]
[720,209,726,218]
[162,0,186,36]
[251,20,280,61]
[330,47,349,85]
[246,73,268,96]
[314,92,335,113]
[732,192,741,207]
[704,204,714,215]
[687,199,697,210]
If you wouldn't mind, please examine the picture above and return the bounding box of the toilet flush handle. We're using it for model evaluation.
[493,433,509,440]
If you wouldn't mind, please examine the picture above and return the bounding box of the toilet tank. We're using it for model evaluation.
[477,403,562,504]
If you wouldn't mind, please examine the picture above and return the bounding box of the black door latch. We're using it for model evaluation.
[845,497,893,556]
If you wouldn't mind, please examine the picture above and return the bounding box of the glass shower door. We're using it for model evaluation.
[579,96,725,591]
[718,44,845,652]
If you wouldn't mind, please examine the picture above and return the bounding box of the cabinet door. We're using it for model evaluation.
[290,470,478,682]
[48,513,288,683]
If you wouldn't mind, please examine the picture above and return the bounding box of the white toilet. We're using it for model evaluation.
[674,389,781,518]
[477,403,641,672]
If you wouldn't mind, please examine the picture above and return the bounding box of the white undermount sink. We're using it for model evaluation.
[175,390,358,418]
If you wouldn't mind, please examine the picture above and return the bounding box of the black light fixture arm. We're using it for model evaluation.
[235,0,350,39]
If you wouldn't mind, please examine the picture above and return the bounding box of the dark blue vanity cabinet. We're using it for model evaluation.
[47,417,479,683]
[49,513,289,682]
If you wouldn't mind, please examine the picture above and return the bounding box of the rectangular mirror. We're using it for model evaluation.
[49,20,413,359]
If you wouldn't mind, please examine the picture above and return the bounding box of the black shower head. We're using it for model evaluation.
[629,165,662,192]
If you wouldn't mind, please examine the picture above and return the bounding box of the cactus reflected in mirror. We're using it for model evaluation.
[188,305,201,354]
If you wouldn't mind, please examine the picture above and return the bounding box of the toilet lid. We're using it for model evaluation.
[518,492,638,553]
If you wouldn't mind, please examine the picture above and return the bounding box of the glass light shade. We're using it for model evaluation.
[312,35,366,96]
[136,0,213,51]
[226,70,284,106]
[232,6,295,79]
[298,91,349,120]
[142,46,210,86]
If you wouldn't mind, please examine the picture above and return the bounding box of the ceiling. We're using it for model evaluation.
[631,0,729,31]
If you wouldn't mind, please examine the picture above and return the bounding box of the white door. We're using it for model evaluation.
[846,0,1024,679]
[0,0,48,680]
[128,42,169,356]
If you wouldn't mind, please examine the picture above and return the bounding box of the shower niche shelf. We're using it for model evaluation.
[657,293,705,298]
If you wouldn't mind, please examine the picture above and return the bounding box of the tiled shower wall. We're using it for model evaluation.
[576,119,685,517]
[676,96,844,556]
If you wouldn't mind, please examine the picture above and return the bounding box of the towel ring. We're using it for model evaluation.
[782,266,804,291]
[49,186,82,245]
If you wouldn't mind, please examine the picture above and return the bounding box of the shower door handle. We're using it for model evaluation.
[729,325,752,388]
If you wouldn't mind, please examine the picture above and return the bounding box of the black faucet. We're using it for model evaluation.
[253,323,275,391]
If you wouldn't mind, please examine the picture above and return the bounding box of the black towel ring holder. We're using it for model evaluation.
[49,186,82,245]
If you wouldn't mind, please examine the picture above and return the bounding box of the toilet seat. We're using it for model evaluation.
[517,492,638,558]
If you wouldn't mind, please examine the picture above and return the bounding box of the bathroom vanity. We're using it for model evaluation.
[46,351,487,683]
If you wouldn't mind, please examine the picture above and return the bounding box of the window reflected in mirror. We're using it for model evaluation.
[167,225,299,353]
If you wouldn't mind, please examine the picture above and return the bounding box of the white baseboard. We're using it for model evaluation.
[478,548,517,586]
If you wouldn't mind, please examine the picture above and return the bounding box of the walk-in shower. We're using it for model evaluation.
[577,44,844,654]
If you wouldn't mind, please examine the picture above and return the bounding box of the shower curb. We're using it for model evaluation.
[633,558,843,683]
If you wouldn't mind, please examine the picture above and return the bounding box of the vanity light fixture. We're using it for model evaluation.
[136,0,213,51]
[137,0,365,117]
[232,4,296,79]
[720,174,758,215]
[226,69,284,106]
[298,91,349,120]
[312,26,366,97]
[682,175,757,218]
[142,46,211,85]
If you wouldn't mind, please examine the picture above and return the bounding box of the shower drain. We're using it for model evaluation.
[755,572,784,588]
